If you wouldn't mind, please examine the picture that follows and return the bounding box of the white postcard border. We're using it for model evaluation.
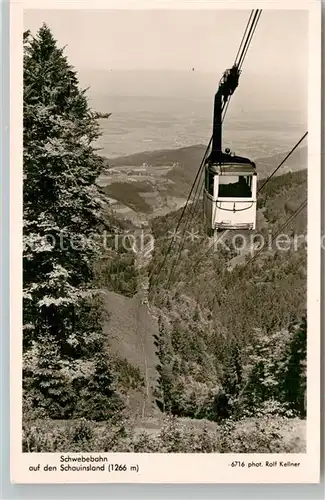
[10,0,322,484]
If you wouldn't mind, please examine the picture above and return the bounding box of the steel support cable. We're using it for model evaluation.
[166,14,263,286]
[165,180,205,289]
[190,133,308,274]
[257,132,308,194]
[189,197,307,289]
[168,11,310,289]
[238,10,262,71]
[237,10,262,71]
[174,137,213,238]
[191,175,205,221]
[244,198,307,268]
[160,141,212,290]
[151,10,262,292]
[166,100,234,287]
[188,90,237,220]
[189,99,230,224]
[187,80,248,228]
[188,96,233,222]
[234,10,255,66]
[185,199,307,323]
[149,136,213,290]
[171,94,230,262]
[183,164,205,226]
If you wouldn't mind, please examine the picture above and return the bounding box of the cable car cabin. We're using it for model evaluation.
[204,153,257,234]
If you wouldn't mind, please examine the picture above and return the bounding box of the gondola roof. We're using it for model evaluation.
[206,152,256,175]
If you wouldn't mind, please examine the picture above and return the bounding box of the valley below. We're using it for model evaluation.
[97,143,307,227]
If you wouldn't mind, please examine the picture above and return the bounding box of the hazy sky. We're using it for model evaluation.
[24,9,308,115]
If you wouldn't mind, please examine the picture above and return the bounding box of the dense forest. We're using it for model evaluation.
[23,25,307,453]
[148,171,307,422]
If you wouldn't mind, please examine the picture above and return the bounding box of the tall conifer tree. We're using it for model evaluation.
[23,25,117,418]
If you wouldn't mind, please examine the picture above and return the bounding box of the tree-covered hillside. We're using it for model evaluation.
[148,167,307,421]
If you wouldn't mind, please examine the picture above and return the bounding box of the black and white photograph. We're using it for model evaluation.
[10,0,321,484]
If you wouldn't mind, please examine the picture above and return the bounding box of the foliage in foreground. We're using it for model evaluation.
[154,307,307,422]
[22,415,305,454]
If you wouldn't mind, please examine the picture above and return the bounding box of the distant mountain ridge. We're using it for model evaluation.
[107,143,307,176]
[101,144,307,213]
[106,144,206,169]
